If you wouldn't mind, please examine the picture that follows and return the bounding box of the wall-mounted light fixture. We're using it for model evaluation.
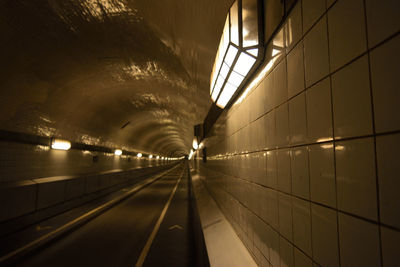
[51,138,71,150]
[210,0,263,109]
[137,153,142,158]
[114,149,122,156]
[192,139,199,150]
[149,155,153,159]
[156,155,160,159]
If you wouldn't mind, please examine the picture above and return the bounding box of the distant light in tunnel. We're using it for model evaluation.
[149,155,153,159]
[137,153,142,158]
[114,149,123,156]
[189,149,194,160]
[192,139,199,150]
[51,139,71,150]
[156,156,160,159]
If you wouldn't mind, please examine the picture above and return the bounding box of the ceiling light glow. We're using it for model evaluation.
[51,139,71,150]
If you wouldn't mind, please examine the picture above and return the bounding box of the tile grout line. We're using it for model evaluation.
[362,0,384,266]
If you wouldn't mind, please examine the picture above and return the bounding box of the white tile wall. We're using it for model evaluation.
[278,192,293,240]
[292,197,312,256]
[338,212,381,267]
[370,35,400,133]
[309,142,336,208]
[376,133,400,229]
[287,41,305,98]
[201,0,399,266]
[285,1,303,53]
[276,148,292,193]
[289,92,307,145]
[380,226,400,266]
[311,204,339,267]
[294,247,312,267]
[290,146,310,199]
[332,55,373,139]
[279,236,294,267]
[303,16,329,87]
[302,0,326,33]
[327,0,367,71]
[365,0,400,48]
[276,103,290,147]
[306,78,333,142]
[335,137,378,220]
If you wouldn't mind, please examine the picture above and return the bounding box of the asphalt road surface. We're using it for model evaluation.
[15,165,195,267]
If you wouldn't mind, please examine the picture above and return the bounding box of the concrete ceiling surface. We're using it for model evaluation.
[0,0,233,156]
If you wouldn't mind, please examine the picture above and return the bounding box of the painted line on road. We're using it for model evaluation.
[135,170,183,267]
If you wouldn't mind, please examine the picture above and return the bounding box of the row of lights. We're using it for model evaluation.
[50,139,176,160]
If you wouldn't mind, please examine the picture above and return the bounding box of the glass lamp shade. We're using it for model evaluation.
[209,0,262,109]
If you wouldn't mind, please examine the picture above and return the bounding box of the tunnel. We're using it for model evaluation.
[0,0,399,266]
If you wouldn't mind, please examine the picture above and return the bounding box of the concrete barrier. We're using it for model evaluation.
[0,164,176,237]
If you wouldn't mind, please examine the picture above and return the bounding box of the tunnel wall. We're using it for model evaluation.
[199,0,399,266]
[0,141,167,182]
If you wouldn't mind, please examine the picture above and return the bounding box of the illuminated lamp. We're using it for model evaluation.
[192,139,199,150]
[210,0,263,108]
[149,155,153,159]
[114,149,122,156]
[137,153,142,158]
[51,139,71,150]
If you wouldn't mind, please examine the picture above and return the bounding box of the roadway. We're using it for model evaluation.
[13,163,195,267]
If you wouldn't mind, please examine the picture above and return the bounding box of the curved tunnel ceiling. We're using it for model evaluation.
[0,0,234,156]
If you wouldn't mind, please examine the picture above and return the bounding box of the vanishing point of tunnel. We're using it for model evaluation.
[0,0,399,266]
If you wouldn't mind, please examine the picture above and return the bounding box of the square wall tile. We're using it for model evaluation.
[266,150,278,189]
[292,197,312,256]
[311,204,339,267]
[376,133,400,229]
[366,0,400,48]
[269,228,281,267]
[287,41,305,98]
[338,212,381,267]
[264,69,275,113]
[371,35,400,133]
[264,110,276,149]
[289,92,307,145]
[306,77,333,143]
[381,226,400,267]
[257,118,266,150]
[258,152,268,187]
[274,59,288,107]
[309,143,336,208]
[279,192,293,241]
[276,103,290,147]
[302,0,326,33]
[332,55,373,139]
[304,16,330,87]
[267,188,279,230]
[328,0,367,71]
[280,236,294,267]
[335,137,378,220]
[290,146,310,199]
[294,247,313,267]
[285,1,302,52]
[277,148,292,193]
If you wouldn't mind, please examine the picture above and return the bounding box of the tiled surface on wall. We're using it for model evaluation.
[0,141,164,182]
[198,0,400,266]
